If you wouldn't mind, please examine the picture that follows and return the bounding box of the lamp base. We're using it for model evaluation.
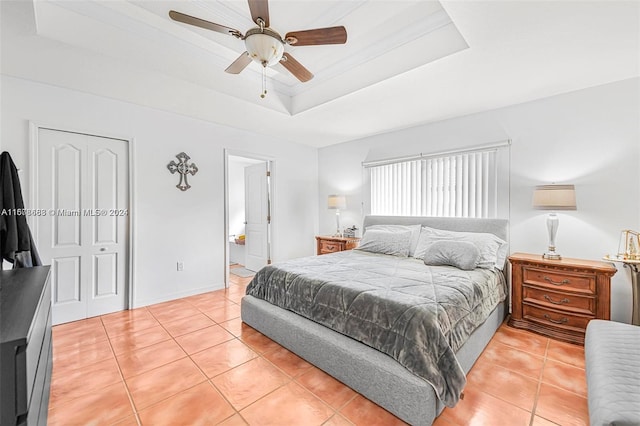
[543,251,562,260]
[543,213,561,260]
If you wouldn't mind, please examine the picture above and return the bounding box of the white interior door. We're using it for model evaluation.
[36,128,129,325]
[244,162,269,272]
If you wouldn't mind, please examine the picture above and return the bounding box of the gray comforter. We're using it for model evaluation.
[245,249,506,407]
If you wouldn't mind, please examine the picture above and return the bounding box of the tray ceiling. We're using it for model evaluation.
[31,0,468,115]
[2,1,638,147]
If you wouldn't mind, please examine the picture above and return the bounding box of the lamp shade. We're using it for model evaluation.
[532,185,577,210]
[327,194,346,210]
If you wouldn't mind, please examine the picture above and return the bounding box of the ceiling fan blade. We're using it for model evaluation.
[285,26,347,46]
[169,10,242,38]
[248,0,270,27]
[280,53,313,82]
[225,52,252,74]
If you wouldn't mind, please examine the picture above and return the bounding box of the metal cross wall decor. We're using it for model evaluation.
[167,152,199,191]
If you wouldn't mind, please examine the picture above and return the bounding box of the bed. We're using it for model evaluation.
[241,215,509,425]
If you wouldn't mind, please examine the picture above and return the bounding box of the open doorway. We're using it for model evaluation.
[224,151,272,287]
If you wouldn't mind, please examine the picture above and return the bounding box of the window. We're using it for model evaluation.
[366,144,508,218]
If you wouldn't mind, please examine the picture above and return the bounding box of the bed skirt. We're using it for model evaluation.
[241,295,506,426]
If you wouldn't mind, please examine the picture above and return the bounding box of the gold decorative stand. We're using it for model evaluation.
[604,256,640,325]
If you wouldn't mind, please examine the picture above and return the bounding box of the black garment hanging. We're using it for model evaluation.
[0,151,42,269]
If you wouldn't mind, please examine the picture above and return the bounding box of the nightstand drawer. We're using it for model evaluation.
[320,241,341,254]
[523,267,595,295]
[523,304,592,332]
[523,286,595,315]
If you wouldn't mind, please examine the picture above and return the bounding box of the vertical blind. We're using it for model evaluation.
[368,150,498,218]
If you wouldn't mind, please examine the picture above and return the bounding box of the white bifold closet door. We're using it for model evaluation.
[36,128,129,325]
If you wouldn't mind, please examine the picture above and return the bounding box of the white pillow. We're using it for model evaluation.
[495,242,509,269]
[365,224,421,257]
[356,229,412,257]
[414,226,507,269]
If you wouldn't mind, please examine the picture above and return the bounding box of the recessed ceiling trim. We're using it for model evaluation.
[42,0,237,62]
[18,0,636,135]
[287,7,458,98]
[290,22,469,115]
[31,0,470,115]
[189,0,252,30]
[32,0,295,111]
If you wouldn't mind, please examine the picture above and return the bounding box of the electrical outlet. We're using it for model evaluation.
[177,261,184,271]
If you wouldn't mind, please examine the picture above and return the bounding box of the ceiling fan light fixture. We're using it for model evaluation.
[168,1,348,93]
[244,28,284,67]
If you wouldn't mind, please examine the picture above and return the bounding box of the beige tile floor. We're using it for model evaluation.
[48,266,590,425]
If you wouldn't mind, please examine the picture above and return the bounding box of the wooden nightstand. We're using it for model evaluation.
[508,252,617,345]
[316,236,360,255]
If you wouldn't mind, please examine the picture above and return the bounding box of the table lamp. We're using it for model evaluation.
[327,195,346,237]
[532,184,576,260]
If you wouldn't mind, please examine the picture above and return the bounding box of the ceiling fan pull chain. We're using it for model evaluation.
[261,65,267,98]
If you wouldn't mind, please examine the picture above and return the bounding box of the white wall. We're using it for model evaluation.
[0,75,319,307]
[318,77,640,323]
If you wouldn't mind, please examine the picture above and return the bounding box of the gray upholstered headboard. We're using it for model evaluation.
[362,215,509,243]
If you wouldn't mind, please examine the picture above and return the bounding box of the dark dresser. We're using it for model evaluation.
[1,266,52,426]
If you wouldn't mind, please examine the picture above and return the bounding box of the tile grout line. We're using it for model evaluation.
[99,313,143,426]
[242,323,375,425]
[216,282,387,424]
[210,331,297,422]
[237,355,340,425]
[48,318,131,420]
[528,337,550,426]
[183,289,345,425]
[446,327,587,426]
[466,360,541,412]
[183,288,274,422]
[50,286,252,425]
[133,305,197,423]
[51,282,414,425]
[537,337,589,395]
[179,296,251,425]
[335,393,359,421]
[491,338,547,360]
[257,346,342,420]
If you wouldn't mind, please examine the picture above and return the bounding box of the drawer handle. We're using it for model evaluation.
[543,276,570,286]
[543,314,568,324]
[543,294,570,305]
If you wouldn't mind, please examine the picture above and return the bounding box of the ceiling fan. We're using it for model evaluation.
[169,0,347,97]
